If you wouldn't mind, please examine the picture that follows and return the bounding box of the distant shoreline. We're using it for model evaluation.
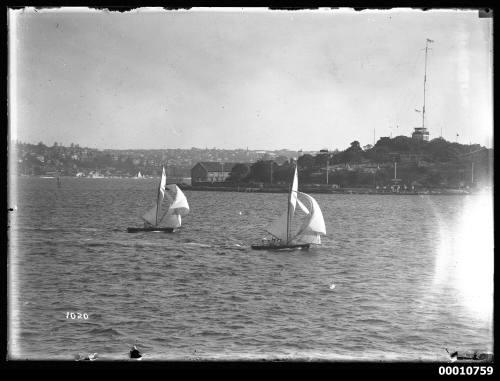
[15,175,487,196]
[14,175,491,196]
[183,185,479,196]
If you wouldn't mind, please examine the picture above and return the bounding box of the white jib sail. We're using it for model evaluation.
[293,191,326,244]
[141,167,168,226]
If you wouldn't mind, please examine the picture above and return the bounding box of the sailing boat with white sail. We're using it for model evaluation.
[251,164,326,250]
[127,167,190,233]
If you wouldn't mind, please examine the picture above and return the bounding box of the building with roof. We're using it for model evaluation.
[412,127,429,141]
[191,162,240,184]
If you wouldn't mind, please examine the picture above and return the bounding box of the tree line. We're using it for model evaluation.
[227,137,492,189]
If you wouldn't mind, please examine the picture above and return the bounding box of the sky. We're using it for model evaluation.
[9,7,493,151]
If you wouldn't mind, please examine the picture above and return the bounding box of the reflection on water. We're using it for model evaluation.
[433,194,493,324]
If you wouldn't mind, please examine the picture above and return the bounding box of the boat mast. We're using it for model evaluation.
[471,161,474,185]
[155,175,161,227]
[286,163,294,244]
[270,161,273,184]
[422,38,433,130]
[155,165,165,227]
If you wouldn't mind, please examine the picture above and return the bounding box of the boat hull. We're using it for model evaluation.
[126,227,175,233]
[251,243,310,251]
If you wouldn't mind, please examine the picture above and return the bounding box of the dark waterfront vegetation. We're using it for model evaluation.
[219,137,492,192]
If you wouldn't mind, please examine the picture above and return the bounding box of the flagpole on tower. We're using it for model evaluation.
[422,38,434,131]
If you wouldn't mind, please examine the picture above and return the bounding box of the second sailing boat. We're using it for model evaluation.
[251,164,326,250]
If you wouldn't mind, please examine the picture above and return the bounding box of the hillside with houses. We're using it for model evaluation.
[12,141,299,179]
[12,136,492,192]
[191,137,492,192]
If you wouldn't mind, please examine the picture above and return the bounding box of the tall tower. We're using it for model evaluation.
[412,39,433,141]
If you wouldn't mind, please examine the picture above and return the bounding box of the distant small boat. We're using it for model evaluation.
[127,167,189,233]
[251,164,326,250]
[136,171,143,179]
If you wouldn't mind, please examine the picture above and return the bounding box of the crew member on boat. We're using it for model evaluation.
[261,237,283,247]
[270,237,282,246]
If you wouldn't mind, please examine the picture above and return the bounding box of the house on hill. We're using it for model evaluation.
[191,162,240,184]
[412,127,429,141]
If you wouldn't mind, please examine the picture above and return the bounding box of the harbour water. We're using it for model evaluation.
[8,178,494,361]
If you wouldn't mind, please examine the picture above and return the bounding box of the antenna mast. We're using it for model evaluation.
[423,39,434,130]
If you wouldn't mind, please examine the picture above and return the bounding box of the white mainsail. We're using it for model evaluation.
[141,167,168,226]
[289,166,299,212]
[141,205,158,226]
[266,166,299,241]
[158,167,167,200]
[266,211,289,241]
